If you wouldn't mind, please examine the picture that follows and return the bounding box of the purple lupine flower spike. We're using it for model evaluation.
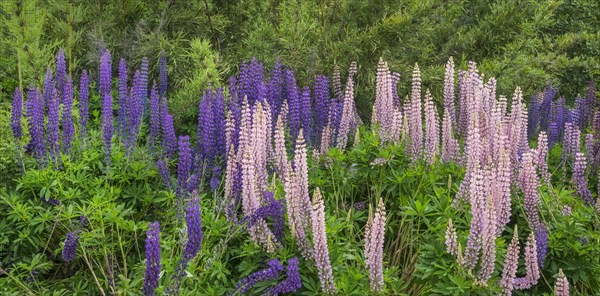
[159,51,168,98]
[117,58,128,139]
[99,51,113,168]
[43,67,53,108]
[157,159,174,191]
[140,57,149,115]
[266,257,302,295]
[235,259,284,294]
[177,135,192,197]
[62,231,79,262]
[47,87,60,161]
[11,87,23,140]
[79,70,89,143]
[62,75,75,154]
[169,192,203,295]
[56,48,67,103]
[143,222,161,296]
[149,81,161,149]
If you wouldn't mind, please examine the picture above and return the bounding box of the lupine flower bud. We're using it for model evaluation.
[445,219,458,256]
[555,269,569,296]
[177,135,192,197]
[56,48,67,102]
[11,88,23,139]
[143,222,161,296]
[79,70,89,142]
[311,188,336,294]
[62,75,75,154]
[140,57,149,114]
[159,51,168,97]
[62,231,79,262]
[43,67,53,108]
[364,198,386,292]
[117,58,128,139]
[161,97,177,158]
[149,81,161,148]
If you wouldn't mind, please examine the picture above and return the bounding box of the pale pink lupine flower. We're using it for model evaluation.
[374,58,395,142]
[441,109,460,162]
[391,108,403,144]
[274,115,288,179]
[457,69,469,135]
[476,195,497,285]
[337,78,356,150]
[464,163,485,271]
[444,57,456,125]
[251,102,268,188]
[280,99,289,127]
[285,130,314,260]
[424,90,440,164]
[499,226,520,295]
[495,149,512,236]
[445,219,458,256]
[519,151,541,231]
[311,187,336,294]
[224,144,236,203]
[225,111,235,153]
[364,198,386,292]
[555,269,569,296]
[456,112,481,204]
[409,63,423,161]
[514,232,540,290]
[585,133,594,165]
[536,131,551,184]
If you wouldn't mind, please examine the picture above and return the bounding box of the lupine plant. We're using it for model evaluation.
[2,48,599,296]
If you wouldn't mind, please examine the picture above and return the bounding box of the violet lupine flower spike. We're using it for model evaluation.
[177,135,193,199]
[43,67,53,108]
[555,269,569,296]
[126,70,143,155]
[99,51,113,168]
[157,159,174,191]
[117,58,128,139]
[169,192,203,295]
[266,257,302,296]
[572,152,595,205]
[140,57,149,115]
[62,231,79,262]
[79,70,89,145]
[235,259,284,294]
[311,188,336,294]
[149,81,161,150]
[159,50,168,98]
[47,87,60,163]
[364,198,386,293]
[56,48,67,103]
[143,222,161,296]
[11,87,23,140]
[28,86,46,165]
[62,75,75,154]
